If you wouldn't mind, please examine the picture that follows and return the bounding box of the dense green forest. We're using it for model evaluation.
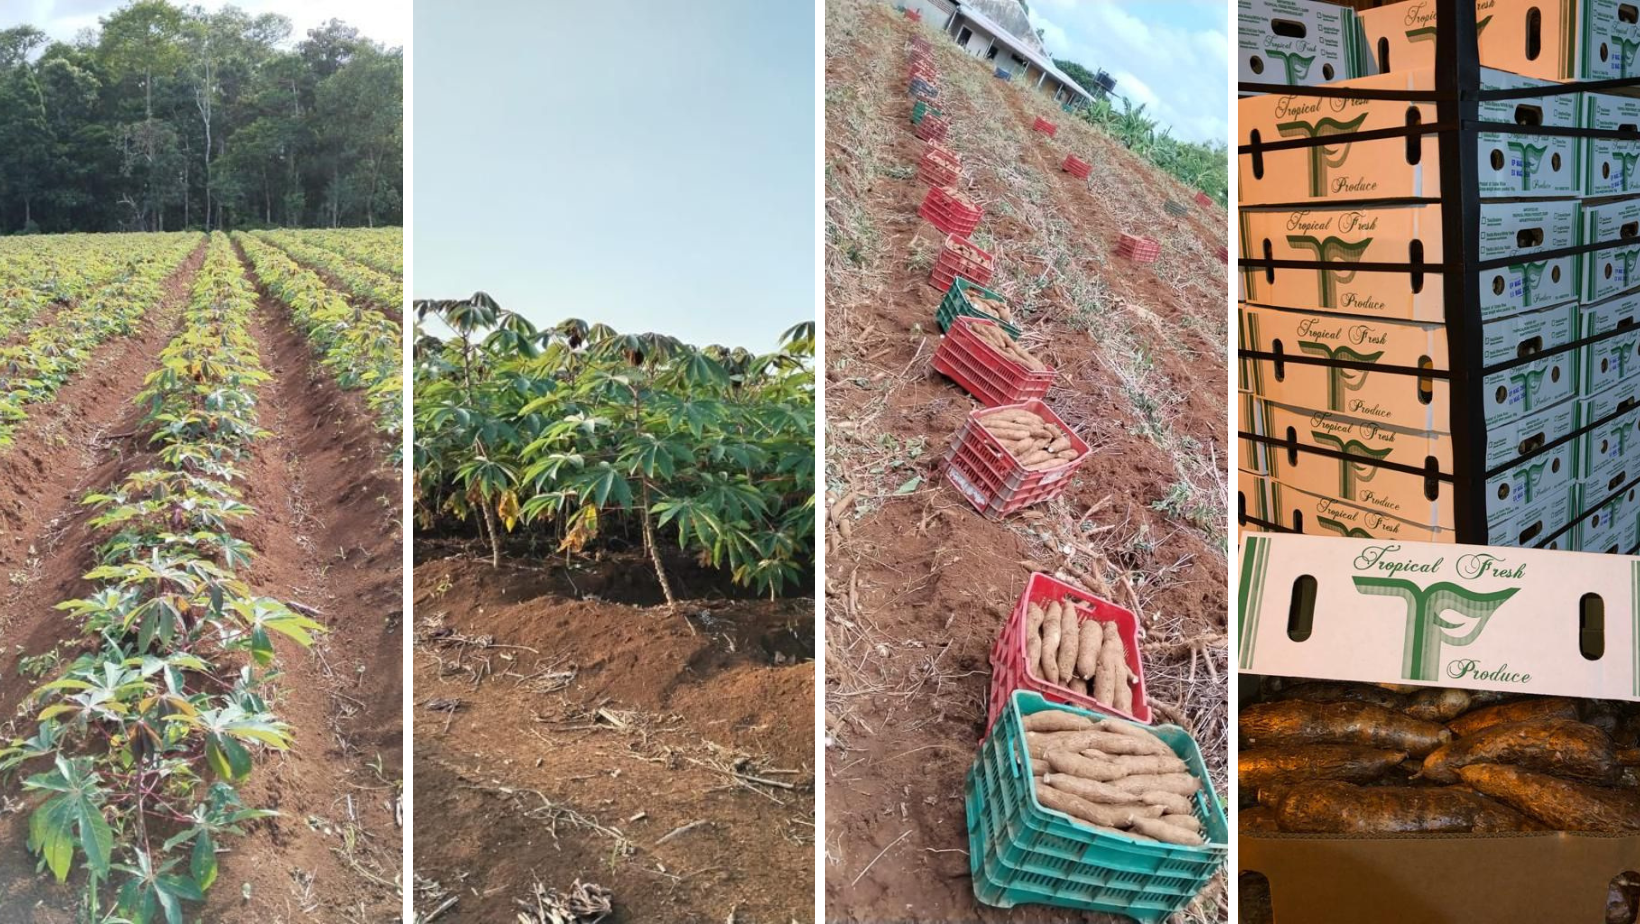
[0,1,401,234]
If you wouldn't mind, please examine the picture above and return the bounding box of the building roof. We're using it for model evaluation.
[951,1,1096,101]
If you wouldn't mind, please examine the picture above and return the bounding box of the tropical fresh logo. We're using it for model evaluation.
[1509,457,1554,504]
[1353,576,1519,681]
[1507,366,1549,412]
[1505,142,1549,190]
[1622,248,1640,287]
[1287,235,1374,308]
[1616,149,1640,189]
[1311,431,1393,499]
[1507,261,1548,306]
[1319,516,1374,538]
[1276,113,1371,197]
[1297,341,1385,410]
[1266,48,1315,84]
[1614,35,1640,77]
[1406,14,1491,43]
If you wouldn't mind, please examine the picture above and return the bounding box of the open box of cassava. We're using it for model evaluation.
[1237,533,1640,923]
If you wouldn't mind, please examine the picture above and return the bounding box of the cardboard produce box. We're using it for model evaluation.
[1236,535,1640,924]
[1357,0,1578,80]
[1579,285,1640,339]
[1583,0,1640,81]
[1267,476,1452,540]
[1239,68,1580,204]
[1580,320,1640,395]
[1239,467,1275,529]
[1581,196,1640,304]
[1237,200,1579,322]
[1239,303,1578,433]
[1240,390,1270,473]
[1584,93,1640,197]
[1238,0,1369,87]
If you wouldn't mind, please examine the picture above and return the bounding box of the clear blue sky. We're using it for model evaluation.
[413,1,815,353]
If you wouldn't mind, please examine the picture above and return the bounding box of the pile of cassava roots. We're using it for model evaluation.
[1023,597,1137,714]
[1023,709,1213,846]
[1239,679,1640,924]
[977,409,1080,471]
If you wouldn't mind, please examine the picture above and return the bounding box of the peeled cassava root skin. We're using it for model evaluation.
[1022,598,1137,714]
[978,409,1079,471]
[1019,707,1211,846]
[1270,780,1541,834]
[1239,745,1408,792]
[1419,718,1620,785]
[968,320,1045,371]
[1458,763,1640,832]
[1240,700,1451,757]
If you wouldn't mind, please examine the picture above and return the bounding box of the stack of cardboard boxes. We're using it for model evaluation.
[1237,0,1640,553]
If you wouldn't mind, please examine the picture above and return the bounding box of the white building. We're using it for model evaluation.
[899,0,1107,105]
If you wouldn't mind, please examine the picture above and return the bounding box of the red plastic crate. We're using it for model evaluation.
[1116,233,1161,264]
[930,234,993,291]
[905,8,922,20]
[914,114,950,142]
[1062,154,1091,179]
[909,36,930,51]
[919,143,962,187]
[919,185,982,236]
[932,316,1054,407]
[1032,117,1058,136]
[1195,190,1213,208]
[1216,245,1229,263]
[910,58,938,78]
[985,572,1152,736]
[942,399,1091,517]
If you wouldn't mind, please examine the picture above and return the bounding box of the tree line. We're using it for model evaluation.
[0,0,402,235]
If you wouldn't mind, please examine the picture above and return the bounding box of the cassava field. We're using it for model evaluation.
[824,3,1230,921]
[410,297,816,922]
[0,227,403,922]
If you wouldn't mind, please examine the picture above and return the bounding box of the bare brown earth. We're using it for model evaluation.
[0,239,403,922]
[411,554,815,923]
[824,4,1229,923]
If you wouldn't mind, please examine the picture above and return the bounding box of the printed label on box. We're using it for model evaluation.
[1238,0,1365,87]
[1583,93,1640,196]
[1269,478,1451,541]
[1237,200,1578,322]
[1581,196,1640,303]
[1357,0,1577,80]
[1236,533,1640,699]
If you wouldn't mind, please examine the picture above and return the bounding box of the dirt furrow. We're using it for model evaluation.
[203,244,403,922]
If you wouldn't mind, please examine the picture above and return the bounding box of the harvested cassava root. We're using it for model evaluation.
[1022,596,1135,713]
[967,320,1045,371]
[964,287,1015,324]
[978,408,1079,472]
[1243,678,1640,843]
[1021,708,1210,846]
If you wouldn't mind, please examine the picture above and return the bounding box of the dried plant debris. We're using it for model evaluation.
[515,878,614,924]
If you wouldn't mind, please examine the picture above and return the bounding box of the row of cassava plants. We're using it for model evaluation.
[0,235,176,337]
[0,233,324,923]
[286,227,403,278]
[0,234,200,447]
[413,293,815,600]
[235,232,403,447]
[252,229,402,310]
[1071,95,1228,205]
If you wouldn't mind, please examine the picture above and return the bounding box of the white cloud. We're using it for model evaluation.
[16,0,406,48]
[1027,0,1227,144]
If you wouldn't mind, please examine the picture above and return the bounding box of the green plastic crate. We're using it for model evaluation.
[911,100,943,125]
[963,690,1228,919]
[937,277,1022,339]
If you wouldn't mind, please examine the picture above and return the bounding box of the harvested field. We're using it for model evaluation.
[410,555,816,923]
[823,4,1229,921]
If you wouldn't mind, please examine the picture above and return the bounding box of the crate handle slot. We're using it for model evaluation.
[1287,574,1317,642]
[1424,456,1441,501]
[1526,8,1542,60]
[1581,593,1606,661]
